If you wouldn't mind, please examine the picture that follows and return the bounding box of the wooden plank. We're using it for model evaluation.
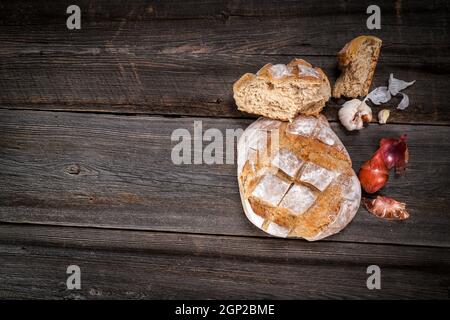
[1,0,448,21]
[0,1,448,124]
[1,0,448,60]
[0,53,448,124]
[0,109,449,247]
[0,223,448,299]
[1,12,448,57]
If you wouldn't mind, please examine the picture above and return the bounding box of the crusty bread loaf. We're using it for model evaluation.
[237,115,361,241]
[233,59,331,122]
[333,35,382,98]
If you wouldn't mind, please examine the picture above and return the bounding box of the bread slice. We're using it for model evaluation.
[233,59,331,122]
[237,115,361,241]
[333,35,382,98]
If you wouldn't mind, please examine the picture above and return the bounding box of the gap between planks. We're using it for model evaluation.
[0,220,448,252]
[1,106,450,127]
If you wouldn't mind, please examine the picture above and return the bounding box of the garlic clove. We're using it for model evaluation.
[338,99,372,131]
[388,73,415,96]
[397,93,410,110]
[359,101,373,122]
[365,86,392,105]
[378,109,390,124]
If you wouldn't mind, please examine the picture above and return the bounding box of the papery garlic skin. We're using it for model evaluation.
[397,93,410,110]
[389,74,415,96]
[365,86,391,105]
[378,109,390,124]
[362,74,416,111]
[338,99,372,131]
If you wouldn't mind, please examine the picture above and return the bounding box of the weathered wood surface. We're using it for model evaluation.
[0,0,449,300]
[1,109,449,247]
[0,224,448,299]
[2,4,448,56]
[0,54,447,124]
[1,0,448,23]
[0,0,449,124]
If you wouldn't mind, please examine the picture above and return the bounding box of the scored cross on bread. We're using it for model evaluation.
[237,115,361,241]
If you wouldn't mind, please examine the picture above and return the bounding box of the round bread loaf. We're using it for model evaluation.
[237,115,361,241]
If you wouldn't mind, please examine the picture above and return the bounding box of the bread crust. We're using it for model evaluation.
[233,59,331,121]
[237,115,361,241]
[333,35,382,98]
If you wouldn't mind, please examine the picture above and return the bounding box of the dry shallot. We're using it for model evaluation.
[359,135,409,193]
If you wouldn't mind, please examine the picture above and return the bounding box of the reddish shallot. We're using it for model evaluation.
[359,134,409,193]
[378,135,409,173]
[363,196,410,220]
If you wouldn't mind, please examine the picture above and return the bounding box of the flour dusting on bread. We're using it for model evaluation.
[233,59,331,122]
[237,115,361,241]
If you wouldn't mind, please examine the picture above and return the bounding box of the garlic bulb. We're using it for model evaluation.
[338,99,372,131]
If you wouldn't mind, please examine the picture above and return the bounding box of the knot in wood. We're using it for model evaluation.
[66,164,81,175]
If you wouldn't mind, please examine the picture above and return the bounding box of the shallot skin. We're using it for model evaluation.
[363,196,410,220]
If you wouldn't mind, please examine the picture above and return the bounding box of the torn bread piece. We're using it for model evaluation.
[237,115,361,241]
[333,35,382,98]
[233,59,331,122]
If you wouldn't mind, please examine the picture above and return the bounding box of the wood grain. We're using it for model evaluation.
[0,223,448,299]
[2,10,448,56]
[1,0,448,21]
[0,109,449,247]
[0,0,449,299]
[0,0,448,124]
[0,54,448,124]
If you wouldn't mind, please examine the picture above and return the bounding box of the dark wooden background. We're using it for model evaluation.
[0,0,449,299]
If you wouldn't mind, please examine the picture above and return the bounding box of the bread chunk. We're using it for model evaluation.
[237,115,361,241]
[233,59,331,122]
[333,35,382,98]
